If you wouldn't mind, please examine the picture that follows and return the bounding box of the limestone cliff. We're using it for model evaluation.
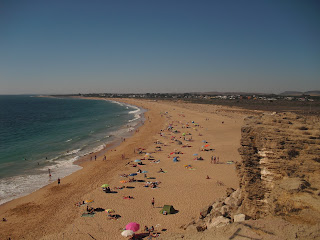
[237,112,320,223]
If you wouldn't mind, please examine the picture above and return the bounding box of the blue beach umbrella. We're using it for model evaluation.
[141,171,148,173]
[134,159,141,163]
[193,153,198,156]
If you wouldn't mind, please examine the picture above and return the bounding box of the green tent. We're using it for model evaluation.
[160,205,176,215]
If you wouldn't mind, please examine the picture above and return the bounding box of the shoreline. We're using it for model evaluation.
[72,99,147,168]
[0,98,245,239]
[0,96,146,206]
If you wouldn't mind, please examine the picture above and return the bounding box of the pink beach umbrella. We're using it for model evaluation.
[125,222,140,232]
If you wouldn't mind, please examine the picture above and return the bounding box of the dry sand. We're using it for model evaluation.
[0,98,245,240]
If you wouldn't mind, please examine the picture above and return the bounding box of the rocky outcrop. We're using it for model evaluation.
[184,112,320,232]
[237,112,320,222]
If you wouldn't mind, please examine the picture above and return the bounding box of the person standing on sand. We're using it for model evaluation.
[152,197,155,208]
[58,178,60,185]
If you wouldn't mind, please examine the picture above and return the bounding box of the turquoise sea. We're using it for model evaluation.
[0,95,144,205]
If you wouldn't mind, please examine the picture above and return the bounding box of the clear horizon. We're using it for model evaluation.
[1,1,319,95]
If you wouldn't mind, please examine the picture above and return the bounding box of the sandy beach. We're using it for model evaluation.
[0,98,245,239]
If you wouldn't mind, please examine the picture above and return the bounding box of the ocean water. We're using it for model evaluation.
[0,95,144,205]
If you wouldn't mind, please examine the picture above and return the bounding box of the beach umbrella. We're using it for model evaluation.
[193,153,198,156]
[182,133,186,136]
[134,159,141,163]
[141,171,148,173]
[145,153,150,155]
[121,230,134,237]
[204,144,210,148]
[101,184,109,188]
[202,140,208,143]
[125,222,140,232]
[120,180,127,183]
[105,209,115,213]
[85,199,94,203]
[129,173,137,176]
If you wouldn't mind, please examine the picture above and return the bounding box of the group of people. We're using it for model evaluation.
[86,206,94,214]
[210,156,220,164]
[144,181,161,188]
[74,201,85,207]
[144,225,154,233]
[103,187,111,193]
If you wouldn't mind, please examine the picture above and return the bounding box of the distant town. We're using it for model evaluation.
[56,91,320,102]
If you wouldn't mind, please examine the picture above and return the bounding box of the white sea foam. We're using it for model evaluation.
[92,144,105,153]
[108,100,124,107]
[107,99,145,124]
[0,157,81,205]
[64,148,81,156]
[128,108,140,114]
[127,106,144,123]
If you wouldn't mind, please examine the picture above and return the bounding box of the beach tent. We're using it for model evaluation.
[160,205,176,214]
[173,157,178,162]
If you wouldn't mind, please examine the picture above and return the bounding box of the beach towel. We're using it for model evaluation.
[123,196,134,199]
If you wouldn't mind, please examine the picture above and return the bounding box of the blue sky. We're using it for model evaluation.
[0,0,319,94]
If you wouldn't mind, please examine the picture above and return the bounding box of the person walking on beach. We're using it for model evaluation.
[58,178,60,185]
[211,156,213,164]
[151,197,155,208]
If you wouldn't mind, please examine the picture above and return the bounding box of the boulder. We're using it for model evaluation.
[196,225,207,232]
[210,210,222,218]
[234,214,246,222]
[200,205,213,218]
[226,187,235,197]
[230,188,241,199]
[220,205,231,217]
[207,216,230,229]
[211,201,223,210]
[224,196,237,207]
